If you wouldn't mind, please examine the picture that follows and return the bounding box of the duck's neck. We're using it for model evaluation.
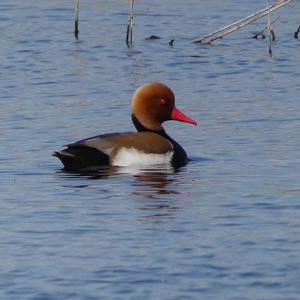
[131,115,187,167]
[131,115,166,136]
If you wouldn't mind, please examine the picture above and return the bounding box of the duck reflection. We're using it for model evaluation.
[131,168,179,198]
[57,165,183,222]
[129,167,183,223]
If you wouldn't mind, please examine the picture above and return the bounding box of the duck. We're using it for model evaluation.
[53,82,197,171]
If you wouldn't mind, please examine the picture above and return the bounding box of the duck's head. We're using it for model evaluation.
[131,82,197,132]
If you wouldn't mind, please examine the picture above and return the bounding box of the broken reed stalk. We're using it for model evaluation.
[267,0,273,56]
[294,25,300,39]
[206,15,269,44]
[193,0,292,44]
[253,16,279,39]
[126,0,134,47]
[206,8,279,45]
[193,2,281,44]
[74,0,79,39]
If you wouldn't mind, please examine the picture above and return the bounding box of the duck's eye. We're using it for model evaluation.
[161,98,167,105]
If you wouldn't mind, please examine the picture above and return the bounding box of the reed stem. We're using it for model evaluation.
[74,0,79,39]
[193,0,292,44]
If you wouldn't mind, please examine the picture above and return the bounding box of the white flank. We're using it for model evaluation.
[112,147,173,167]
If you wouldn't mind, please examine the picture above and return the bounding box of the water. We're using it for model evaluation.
[1,0,300,299]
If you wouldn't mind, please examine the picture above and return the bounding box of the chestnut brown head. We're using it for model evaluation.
[131,82,197,131]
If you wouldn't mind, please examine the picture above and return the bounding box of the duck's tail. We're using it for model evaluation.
[53,147,109,171]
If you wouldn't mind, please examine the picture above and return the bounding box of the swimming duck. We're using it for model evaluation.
[53,82,197,171]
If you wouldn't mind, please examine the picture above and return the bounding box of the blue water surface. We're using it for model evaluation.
[0,0,300,299]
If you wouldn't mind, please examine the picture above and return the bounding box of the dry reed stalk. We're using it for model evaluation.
[193,0,292,44]
[267,0,273,56]
[74,0,79,39]
[126,0,135,47]
[252,16,279,39]
[294,25,300,39]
